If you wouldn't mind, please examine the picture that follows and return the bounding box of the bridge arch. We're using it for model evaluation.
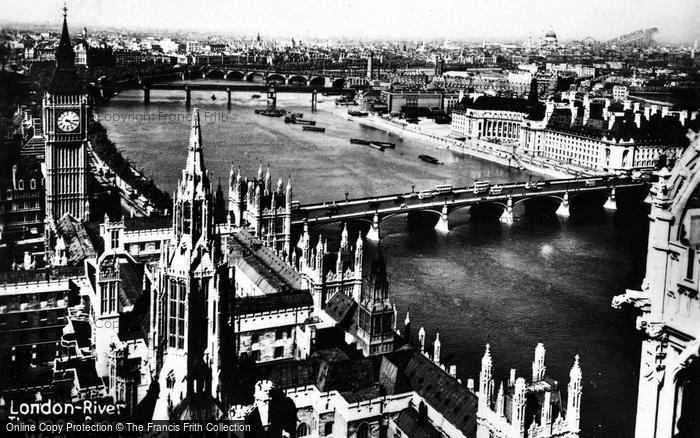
[288,75,308,86]
[332,78,345,88]
[246,72,265,83]
[226,71,245,81]
[309,76,327,87]
[267,74,286,85]
[204,69,225,79]
[513,195,564,208]
[382,208,442,224]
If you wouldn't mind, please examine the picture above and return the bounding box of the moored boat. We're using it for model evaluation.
[371,141,395,149]
[350,138,371,145]
[348,110,369,117]
[303,126,325,132]
[419,155,441,164]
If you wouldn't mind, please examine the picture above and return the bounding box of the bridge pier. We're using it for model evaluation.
[435,203,449,232]
[500,196,514,224]
[366,213,381,242]
[267,84,277,111]
[185,87,191,106]
[226,87,231,107]
[311,88,318,112]
[604,188,617,210]
[142,86,150,104]
[556,192,570,217]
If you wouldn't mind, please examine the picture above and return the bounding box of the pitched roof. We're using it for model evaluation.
[56,213,97,265]
[234,291,313,316]
[394,407,444,438]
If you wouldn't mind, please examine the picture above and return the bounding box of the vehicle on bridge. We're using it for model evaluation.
[418,190,434,200]
[489,185,503,196]
[525,180,542,191]
[474,180,490,195]
[435,184,453,194]
[585,179,596,187]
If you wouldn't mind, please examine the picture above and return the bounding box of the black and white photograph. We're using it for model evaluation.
[0,0,699,436]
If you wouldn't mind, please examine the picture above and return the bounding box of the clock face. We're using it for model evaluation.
[57,111,80,132]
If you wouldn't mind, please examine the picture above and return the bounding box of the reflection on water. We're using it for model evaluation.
[103,85,644,437]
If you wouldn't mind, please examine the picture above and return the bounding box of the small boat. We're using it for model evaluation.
[303,126,325,132]
[419,155,441,164]
[371,141,395,149]
[211,94,217,100]
[292,113,304,118]
[350,138,371,145]
[284,116,296,124]
[252,94,261,99]
[368,143,385,151]
[348,110,369,117]
[295,119,316,126]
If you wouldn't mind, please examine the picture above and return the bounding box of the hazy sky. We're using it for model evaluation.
[2,0,699,43]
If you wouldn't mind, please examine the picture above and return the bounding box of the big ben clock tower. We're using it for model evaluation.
[43,5,89,221]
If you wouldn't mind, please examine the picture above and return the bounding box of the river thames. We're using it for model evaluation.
[100,84,645,437]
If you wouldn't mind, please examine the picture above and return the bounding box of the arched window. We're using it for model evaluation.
[296,423,310,437]
[356,422,369,438]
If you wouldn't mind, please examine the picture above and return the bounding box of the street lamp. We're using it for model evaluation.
[411,183,415,193]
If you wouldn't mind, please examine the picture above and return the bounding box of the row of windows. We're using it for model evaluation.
[1,310,59,326]
[248,346,284,362]
[6,179,39,193]
[100,281,118,315]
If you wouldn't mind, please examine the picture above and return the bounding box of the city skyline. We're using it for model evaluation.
[1,0,699,44]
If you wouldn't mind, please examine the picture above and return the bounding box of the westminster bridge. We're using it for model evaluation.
[291,176,649,241]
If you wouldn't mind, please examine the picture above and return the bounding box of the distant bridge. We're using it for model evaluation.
[607,28,658,48]
[93,81,355,105]
[292,176,648,241]
[193,66,370,88]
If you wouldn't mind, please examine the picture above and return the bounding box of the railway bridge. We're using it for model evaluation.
[93,81,355,106]
[291,176,648,241]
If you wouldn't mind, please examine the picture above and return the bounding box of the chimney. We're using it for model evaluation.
[608,115,616,130]
[583,95,590,125]
[679,111,688,127]
[545,100,555,122]
[467,379,475,391]
[644,107,651,121]
[623,100,631,111]
[11,164,18,190]
[635,113,642,129]
[651,104,658,115]
[602,98,610,120]
[633,102,640,112]
[569,99,576,126]
[661,106,669,118]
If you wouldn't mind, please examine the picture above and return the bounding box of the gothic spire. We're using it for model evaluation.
[185,108,205,176]
[55,2,75,71]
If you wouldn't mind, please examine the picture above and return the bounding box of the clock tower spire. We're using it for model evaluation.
[43,3,90,221]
